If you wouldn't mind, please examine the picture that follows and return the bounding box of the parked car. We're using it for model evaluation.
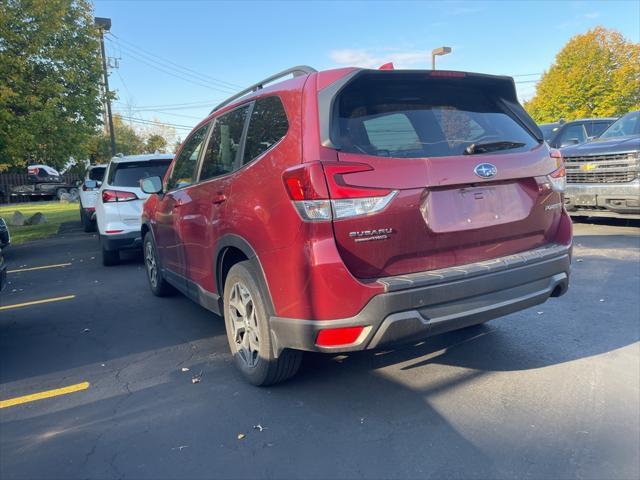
[141,66,572,385]
[96,154,173,265]
[540,118,616,148]
[562,110,640,218]
[10,165,80,201]
[0,217,10,248]
[79,164,107,232]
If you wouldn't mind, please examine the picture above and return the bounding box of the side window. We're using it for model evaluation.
[363,113,421,152]
[167,123,209,191]
[557,124,586,147]
[243,96,289,164]
[200,105,250,182]
[589,122,611,138]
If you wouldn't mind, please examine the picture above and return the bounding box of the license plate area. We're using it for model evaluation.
[422,183,533,233]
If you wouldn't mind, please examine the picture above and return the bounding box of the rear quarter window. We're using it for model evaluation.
[243,96,289,164]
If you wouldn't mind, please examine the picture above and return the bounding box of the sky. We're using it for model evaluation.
[93,0,640,140]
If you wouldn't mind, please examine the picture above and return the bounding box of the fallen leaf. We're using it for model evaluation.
[181,367,190,372]
[237,433,246,440]
[253,424,266,432]
[191,377,200,384]
[83,328,90,333]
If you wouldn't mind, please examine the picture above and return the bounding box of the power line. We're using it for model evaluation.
[114,99,221,109]
[107,34,242,92]
[113,114,195,131]
[113,34,242,90]
[106,39,237,94]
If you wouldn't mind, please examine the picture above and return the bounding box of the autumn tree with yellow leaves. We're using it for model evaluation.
[525,27,640,123]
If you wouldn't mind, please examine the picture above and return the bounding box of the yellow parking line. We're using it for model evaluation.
[0,295,75,311]
[0,382,90,409]
[8,263,72,274]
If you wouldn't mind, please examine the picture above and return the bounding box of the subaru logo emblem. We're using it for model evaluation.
[474,163,497,179]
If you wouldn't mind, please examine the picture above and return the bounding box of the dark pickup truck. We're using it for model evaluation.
[562,111,640,219]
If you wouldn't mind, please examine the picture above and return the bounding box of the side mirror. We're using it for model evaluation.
[84,179,98,190]
[140,176,163,194]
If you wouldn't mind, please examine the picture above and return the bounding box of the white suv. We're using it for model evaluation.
[96,154,173,265]
[79,164,106,232]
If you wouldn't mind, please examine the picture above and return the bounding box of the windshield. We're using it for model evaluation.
[109,160,171,187]
[335,74,538,158]
[539,123,560,141]
[600,111,640,139]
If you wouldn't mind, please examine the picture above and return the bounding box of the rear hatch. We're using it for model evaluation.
[323,70,563,279]
[107,160,172,225]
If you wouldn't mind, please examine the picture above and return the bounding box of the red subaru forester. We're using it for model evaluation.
[141,66,572,385]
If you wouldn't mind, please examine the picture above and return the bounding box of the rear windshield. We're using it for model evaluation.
[88,166,106,181]
[334,74,538,158]
[109,160,171,187]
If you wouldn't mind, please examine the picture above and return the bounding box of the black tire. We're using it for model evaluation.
[102,246,120,266]
[56,188,68,200]
[143,233,174,296]
[223,261,302,386]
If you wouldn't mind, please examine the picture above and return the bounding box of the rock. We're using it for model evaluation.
[24,212,47,225]
[8,211,24,226]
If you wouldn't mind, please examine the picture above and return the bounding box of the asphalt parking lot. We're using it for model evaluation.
[0,219,638,479]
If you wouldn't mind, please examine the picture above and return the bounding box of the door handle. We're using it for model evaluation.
[212,193,227,205]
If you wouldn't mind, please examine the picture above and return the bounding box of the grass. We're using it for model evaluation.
[0,201,79,245]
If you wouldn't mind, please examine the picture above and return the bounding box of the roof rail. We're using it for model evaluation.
[211,65,317,113]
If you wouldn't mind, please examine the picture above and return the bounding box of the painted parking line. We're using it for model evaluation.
[0,382,90,409]
[0,295,75,311]
[8,262,72,274]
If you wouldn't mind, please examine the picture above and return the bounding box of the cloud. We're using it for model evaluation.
[584,11,600,19]
[328,49,430,69]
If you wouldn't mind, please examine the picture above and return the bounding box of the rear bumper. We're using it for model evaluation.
[565,180,640,217]
[100,232,142,251]
[269,243,571,356]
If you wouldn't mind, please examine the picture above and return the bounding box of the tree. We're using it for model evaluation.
[145,134,168,153]
[86,115,145,163]
[0,0,104,171]
[525,27,640,123]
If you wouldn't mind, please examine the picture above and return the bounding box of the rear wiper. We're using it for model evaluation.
[464,141,526,155]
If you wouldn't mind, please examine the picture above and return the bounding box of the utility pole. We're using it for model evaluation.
[95,17,116,157]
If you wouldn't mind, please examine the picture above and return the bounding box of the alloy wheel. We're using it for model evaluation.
[228,281,260,368]
[145,241,158,288]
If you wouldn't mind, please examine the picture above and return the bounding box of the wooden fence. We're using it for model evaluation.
[0,173,81,204]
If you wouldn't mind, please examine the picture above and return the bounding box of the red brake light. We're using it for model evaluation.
[102,189,138,203]
[316,326,365,347]
[282,163,329,201]
[428,71,466,78]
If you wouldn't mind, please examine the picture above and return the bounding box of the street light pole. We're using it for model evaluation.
[95,17,116,157]
[431,46,452,70]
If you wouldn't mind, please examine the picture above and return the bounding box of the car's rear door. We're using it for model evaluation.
[325,71,563,279]
[155,125,209,279]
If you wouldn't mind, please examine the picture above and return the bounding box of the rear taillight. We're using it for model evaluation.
[283,162,397,221]
[547,150,566,193]
[102,189,138,203]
